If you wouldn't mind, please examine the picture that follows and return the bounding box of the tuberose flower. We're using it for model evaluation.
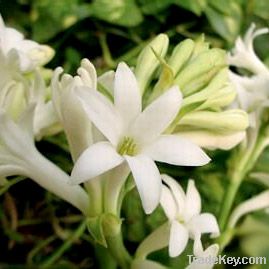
[71,62,210,214]
[228,23,269,76]
[160,175,219,257]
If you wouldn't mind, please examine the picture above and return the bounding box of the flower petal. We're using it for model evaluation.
[169,220,189,257]
[71,142,124,184]
[76,87,123,145]
[114,62,141,126]
[161,174,185,216]
[130,86,182,144]
[145,135,210,166]
[188,213,220,239]
[160,185,177,220]
[125,154,161,214]
[184,180,201,221]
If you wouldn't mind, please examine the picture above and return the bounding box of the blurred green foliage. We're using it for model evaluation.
[1,0,269,268]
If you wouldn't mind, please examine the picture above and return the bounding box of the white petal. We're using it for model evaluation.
[125,154,161,214]
[145,135,210,166]
[114,62,141,126]
[188,213,220,239]
[184,180,201,221]
[161,174,185,215]
[76,87,123,145]
[71,142,124,184]
[77,58,97,89]
[60,87,93,161]
[130,86,182,144]
[228,190,269,228]
[169,220,189,257]
[160,185,177,220]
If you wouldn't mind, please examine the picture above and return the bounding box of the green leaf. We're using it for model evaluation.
[174,0,207,16]
[205,1,242,43]
[91,0,143,27]
[139,0,174,15]
[252,0,269,20]
[31,0,88,42]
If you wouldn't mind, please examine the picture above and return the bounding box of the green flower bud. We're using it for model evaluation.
[167,38,195,76]
[135,34,169,94]
[175,48,226,93]
[182,68,236,110]
[177,109,249,134]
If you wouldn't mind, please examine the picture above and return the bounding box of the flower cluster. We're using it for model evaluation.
[2,14,263,269]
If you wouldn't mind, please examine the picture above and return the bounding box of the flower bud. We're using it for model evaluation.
[177,109,249,134]
[175,48,226,94]
[135,34,169,94]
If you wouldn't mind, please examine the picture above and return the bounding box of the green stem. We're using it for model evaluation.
[99,33,115,68]
[84,179,103,217]
[218,130,269,246]
[40,221,87,268]
[106,232,132,269]
[95,244,117,269]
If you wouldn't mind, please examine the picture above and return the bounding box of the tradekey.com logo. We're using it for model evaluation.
[188,255,267,267]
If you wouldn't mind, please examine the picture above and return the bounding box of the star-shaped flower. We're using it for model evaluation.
[71,62,210,214]
[160,175,219,257]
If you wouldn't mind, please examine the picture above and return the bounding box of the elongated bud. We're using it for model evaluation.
[167,38,195,76]
[175,48,226,93]
[178,109,249,133]
[135,34,169,94]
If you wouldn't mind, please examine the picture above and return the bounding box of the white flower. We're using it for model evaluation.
[229,72,269,128]
[71,62,210,214]
[228,23,269,76]
[160,175,219,257]
[0,14,54,72]
[0,106,89,214]
[51,59,97,161]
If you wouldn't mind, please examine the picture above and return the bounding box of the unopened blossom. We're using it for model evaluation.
[0,14,54,72]
[51,59,97,161]
[71,62,210,214]
[160,175,219,257]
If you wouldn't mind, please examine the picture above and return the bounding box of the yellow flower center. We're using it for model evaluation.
[117,137,138,156]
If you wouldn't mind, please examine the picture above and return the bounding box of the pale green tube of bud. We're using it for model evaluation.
[189,34,210,60]
[4,82,27,120]
[177,109,249,133]
[199,85,236,110]
[167,38,195,76]
[181,65,223,96]
[135,34,169,95]
[182,68,231,107]
[175,48,226,92]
